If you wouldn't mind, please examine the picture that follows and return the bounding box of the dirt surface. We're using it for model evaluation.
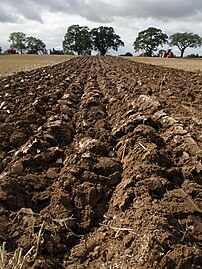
[0,56,202,269]
[127,57,202,72]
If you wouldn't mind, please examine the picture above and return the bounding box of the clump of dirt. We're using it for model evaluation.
[0,56,202,268]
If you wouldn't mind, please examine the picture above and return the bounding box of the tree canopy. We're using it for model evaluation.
[62,25,124,56]
[169,32,202,57]
[8,32,46,54]
[63,25,92,55]
[133,27,168,56]
[8,32,26,54]
[91,26,124,55]
[26,36,46,54]
[7,27,202,57]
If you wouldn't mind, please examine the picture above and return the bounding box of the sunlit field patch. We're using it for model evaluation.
[0,54,75,77]
[126,56,202,72]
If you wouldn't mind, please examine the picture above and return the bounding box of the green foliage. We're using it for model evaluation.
[8,32,26,54]
[120,52,133,56]
[8,32,46,54]
[169,32,202,57]
[133,27,168,56]
[63,25,92,55]
[63,25,124,56]
[139,51,152,57]
[186,53,202,58]
[90,26,124,55]
[26,36,46,54]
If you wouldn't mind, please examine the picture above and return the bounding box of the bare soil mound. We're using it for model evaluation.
[0,56,202,269]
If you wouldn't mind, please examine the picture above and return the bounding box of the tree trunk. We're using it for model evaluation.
[180,49,185,58]
[100,49,107,56]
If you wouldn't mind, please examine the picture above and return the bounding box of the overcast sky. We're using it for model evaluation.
[0,0,202,56]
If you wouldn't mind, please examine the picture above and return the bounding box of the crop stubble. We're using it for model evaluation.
[0,54,74,77]
[127,56,202,72]
[0,56,202,268]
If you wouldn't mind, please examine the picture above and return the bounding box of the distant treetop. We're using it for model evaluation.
[169,32,202,57]
[8,32,46,54]
[133,27,168,57]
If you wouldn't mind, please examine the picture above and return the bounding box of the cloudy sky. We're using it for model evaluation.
[0,0,202,56]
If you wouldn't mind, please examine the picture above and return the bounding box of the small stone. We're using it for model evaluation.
[46,168,57,179]
[56,158,63,164]
[12,161,24,175]
[63,176,76,189]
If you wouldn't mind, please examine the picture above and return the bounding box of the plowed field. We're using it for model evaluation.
[0,56,202,269]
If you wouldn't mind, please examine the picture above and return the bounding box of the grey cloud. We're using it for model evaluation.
[0,3,19,23]
[1,0,202,24]
[31,0,69,13]
[123,0,202,20]
[0,0,43,23]
[17,3,43,23]
[0,9,18,23]
[90,0,202,22]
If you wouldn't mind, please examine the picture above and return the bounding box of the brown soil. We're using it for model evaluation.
[0,56,202,269]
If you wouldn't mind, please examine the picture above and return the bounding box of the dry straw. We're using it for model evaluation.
[0,241,33,269]
[0,221,45,269]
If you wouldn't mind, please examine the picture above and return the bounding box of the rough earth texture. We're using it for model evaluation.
[0,56,202,269]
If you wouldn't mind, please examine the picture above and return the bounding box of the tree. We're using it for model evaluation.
[133,27,168,57]
[63,25,92,55]
[90,26,124,55]
[186,54,201,58]
[26,36,46,54]
[8,32,26,54]
[120,52,133,56]
[8,32,46,54]
[169,32,202,57]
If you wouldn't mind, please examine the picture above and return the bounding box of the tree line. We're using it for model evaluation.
[2,25,202,57]
[7,32,46,54]
[134,27,202,57]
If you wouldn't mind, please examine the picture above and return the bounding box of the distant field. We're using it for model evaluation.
[0,54,74,77]
[1,55,202,77]
[126,56,202,72]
